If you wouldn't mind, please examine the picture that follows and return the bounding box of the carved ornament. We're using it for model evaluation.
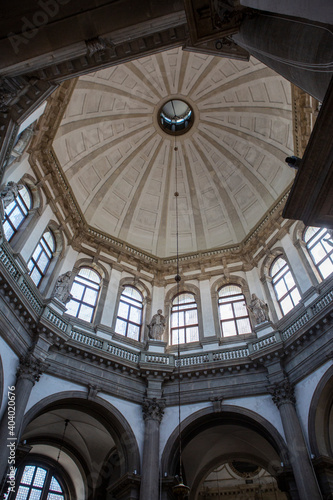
[268,379,296,408]
[142,397,166,422]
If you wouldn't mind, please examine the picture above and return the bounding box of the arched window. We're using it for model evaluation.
[304,226,333,279]
[2,185,31,241]
[28,229,55,287]
[4,463,67,500]
[270,256,301,315]
[218,285,252,337]
[115,286,143,340]
[66,267,101,322]
[170,292,199,345]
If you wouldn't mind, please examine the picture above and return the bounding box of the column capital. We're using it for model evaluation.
[16,353,44,385]
[142,397,166,422]
[268,379,296,408]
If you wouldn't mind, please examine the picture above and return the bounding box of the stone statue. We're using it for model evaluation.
[148,309,166,340]
[53,271,73,304]
[0,181,23,209]
[247,294,269,325]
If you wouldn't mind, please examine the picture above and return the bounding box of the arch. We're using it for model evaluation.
[112,276,151,341]
[22,391,141,499]
[165,282,203,344]
[190,452,283,500]
[161,405,289,495]
[8,454,75,500]
[308,364,333,457]
[73,257,110,282]
[66,258,110,325]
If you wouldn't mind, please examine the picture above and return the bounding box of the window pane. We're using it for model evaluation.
[83,287,98,305]
[185,308,198,325]
[118,301,129,319]
[3,220,14,240]
[127,323,140,340]
[29,489,42,500]
[43,231,55,251]
[187,326,199,342]
[319,259,333,279]
[284,271,296,290]
[115,318,127,336]
[21,466,35,485]
[123,287,141,301]
[78,304,94,322]
[233,301,247,317]
[33,468,47,487]
[32,244,42,261]
[79,268,100,283]
[10,206,24,228]
[219,285,241,297]
[47,494,64,500]
[271,258,286,276]
[16,486,30,500]
[49,477,63,493]
[30,267,42,286]
[310,244,326,264]
[274,279,288,299]
[71,283,85,300]
[65,300,79,317]
[171,311,183,328]
[219,303,234,319]
[129,306,142,324]
[236,318,252,334]
[222,320,237,337]
[280,295,293,315]
[172,328,185,344]
[290,288,301,305]
[37,251,50,273]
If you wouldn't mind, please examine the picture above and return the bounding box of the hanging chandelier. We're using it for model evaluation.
[171,142,190,499]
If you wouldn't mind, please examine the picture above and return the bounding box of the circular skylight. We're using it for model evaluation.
[159,99,193,135]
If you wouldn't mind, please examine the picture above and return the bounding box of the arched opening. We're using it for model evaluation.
[19,393,140,500]
[161,407,290,500]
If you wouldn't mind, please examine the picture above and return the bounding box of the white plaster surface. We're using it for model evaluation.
[101,267,122,325]
[200,280,215,337]
[0,338,18,419]
[280,233,313,293]
[20,204,54,261]
[160,401,210,457]
[100,392,145,457]
[224,394,286,441]
[25,374,85,413]
[295,360,333,446]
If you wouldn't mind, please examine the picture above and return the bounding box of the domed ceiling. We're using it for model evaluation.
[53,47,295,258]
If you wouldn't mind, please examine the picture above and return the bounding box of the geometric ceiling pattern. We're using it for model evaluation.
[53,47,295,258]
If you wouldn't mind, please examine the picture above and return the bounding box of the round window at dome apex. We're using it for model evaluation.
[159,99,193,135]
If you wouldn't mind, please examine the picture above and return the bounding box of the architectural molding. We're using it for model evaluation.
[16,352,44,384]
[142,397,166,422]
[268,379,296,409]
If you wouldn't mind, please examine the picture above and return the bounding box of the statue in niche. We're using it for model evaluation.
[0,181,23,209]
[247,294,269,325]
[53,271,73,304]
[148,309,166,340]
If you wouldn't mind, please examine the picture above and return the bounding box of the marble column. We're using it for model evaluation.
[140,397,165,500]
[0,353,43,490]
[269,379,322,500]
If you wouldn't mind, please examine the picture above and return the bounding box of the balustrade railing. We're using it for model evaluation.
[0,240,332,370]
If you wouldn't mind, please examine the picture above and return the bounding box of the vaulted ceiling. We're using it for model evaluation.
[52,47,295,258]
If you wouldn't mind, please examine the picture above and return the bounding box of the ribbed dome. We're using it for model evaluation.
[53,47,295,257]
